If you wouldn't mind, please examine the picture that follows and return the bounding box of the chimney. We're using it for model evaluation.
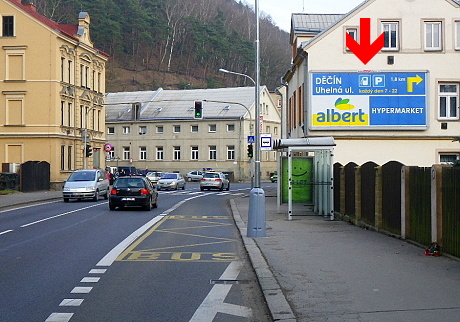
[22,0,37,11]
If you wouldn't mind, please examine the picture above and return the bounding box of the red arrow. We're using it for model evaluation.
[346,18,384,64]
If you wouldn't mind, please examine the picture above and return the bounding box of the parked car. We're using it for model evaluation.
[186,170,204,181]
[116,166,137,177]
[63,169,110,202]
[146,171,163,183]
[109,176,158,211]
[270,173,278,183]
[200,172,230,191]
[157,173,186,190]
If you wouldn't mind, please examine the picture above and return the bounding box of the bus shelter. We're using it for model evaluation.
[273,137,335,221]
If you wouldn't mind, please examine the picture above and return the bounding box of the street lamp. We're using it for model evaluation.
[246,0,265,238]
[219,68,256,85]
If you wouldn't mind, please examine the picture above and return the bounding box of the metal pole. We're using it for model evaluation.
[247,0,266,237]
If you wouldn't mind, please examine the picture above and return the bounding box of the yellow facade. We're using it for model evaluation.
[0,1,108,189]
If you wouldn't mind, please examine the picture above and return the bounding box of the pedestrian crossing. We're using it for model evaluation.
[158,189,248,197]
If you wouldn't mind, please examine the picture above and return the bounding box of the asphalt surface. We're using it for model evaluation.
[2,188,460,321]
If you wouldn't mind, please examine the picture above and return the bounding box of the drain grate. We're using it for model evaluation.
[210,279,249,285]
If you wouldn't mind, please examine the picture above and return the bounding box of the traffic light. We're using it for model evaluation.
[247,144,253,158]
[85,144,93,157]
[194,101,203,119]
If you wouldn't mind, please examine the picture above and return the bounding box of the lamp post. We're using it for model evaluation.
[219,68,256,85]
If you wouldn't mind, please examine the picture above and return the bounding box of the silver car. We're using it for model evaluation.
[146,171,163,183]
[186,170,204,181]
[157,173,186,190]
[200,172,230,191]
[63,169,110,202]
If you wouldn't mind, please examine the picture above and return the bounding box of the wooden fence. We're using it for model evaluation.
[335,162,460,259]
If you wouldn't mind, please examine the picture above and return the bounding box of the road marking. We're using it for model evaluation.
[190,261,252,321]
[0,229,13,235]
[59,299,84,306]
[0,200,58,214]
[20,203,105,227]
[89,268,106,274]
[80,277,100,283]
[45,312,74,322]
[119,251,238,262]
[70,287,92,294]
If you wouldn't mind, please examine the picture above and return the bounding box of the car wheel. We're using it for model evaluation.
[187,177,191,182]
[103,188,109,200]
[153,197,158,208]
[200,187,204,191]
[219,185,224,191]
[92,190,99,201]
[182,184,185,190]
[144,198,152,211]
[226,184,230,191]
[63,198,69,202]
[109,202,116,211]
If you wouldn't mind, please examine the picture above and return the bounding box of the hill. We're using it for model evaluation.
[34,0,292,92]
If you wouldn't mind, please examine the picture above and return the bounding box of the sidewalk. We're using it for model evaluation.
[231,187,460,322]
[2,189,459,321]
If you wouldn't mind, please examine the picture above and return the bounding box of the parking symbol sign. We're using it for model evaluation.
[373,75,385,87]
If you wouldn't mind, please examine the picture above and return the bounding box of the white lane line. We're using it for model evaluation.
[0,200,59,214]
[80,277,100,283]
[59,299,84,306]
[20,203,105,228]
[70,287,92,294]
[45,312,74,322]
[0,229,13,235]
[89,268,106,274]
[190,261,252,321]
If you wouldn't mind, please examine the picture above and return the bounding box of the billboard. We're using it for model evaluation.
[310,71,428,130]
[281,157,313,204]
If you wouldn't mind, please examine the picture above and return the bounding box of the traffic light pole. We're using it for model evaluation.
[247,0,266,238]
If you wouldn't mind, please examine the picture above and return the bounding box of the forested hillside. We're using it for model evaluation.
[32,0,291,92]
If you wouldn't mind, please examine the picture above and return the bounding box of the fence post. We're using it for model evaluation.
[375,166,383,231]
[355,166,362,226]
[340,166,345,215]
[401,166,410,239]
[431,165,443,245]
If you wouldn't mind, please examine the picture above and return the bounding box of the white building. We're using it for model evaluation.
[105,87,281,181]
[284,0,460,166]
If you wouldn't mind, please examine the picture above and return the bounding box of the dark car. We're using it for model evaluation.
[116,166,137,177]
[109,176,158,211]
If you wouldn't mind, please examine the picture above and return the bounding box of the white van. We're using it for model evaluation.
[63,169,110,202]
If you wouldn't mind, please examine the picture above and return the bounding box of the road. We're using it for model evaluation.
[0,182,271,322]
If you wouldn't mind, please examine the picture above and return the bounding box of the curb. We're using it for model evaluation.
[230,199,296,321]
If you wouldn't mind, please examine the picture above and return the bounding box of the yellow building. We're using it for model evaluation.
[0,0,108,189]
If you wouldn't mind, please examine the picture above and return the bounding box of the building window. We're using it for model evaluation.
[424,21,442,51]
[107,127,114,135]
[191,146,199,160]
[139,126,147,135]
[274,127,278,135]
[60,145,65,171]
[123,126,130,134]
[68,60,73,84]
[140,147,147,160]
[209,124,217,132]
[61,57,65,82]
[156,125,164,133]
[123,147,130,160]
[191,125,199,133]
[227,145,235,160]
[173,125,181,133]
[455,21,460,50]
[439,83,458,119]
[2,16,14,37]
[68,146,72,170]
[209,146,217,160]
[440,153,459,164]
[227,124,235,132]
[61,101,65,126]
[382,21,399,50]
[68,103,73,127]
[173,146,181,160]
[156,146,164,160]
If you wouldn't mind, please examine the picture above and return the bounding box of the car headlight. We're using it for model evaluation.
[63,187,70,192]
[86,186,95,191]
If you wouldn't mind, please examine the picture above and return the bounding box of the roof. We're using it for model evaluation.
[105,87,262,122]
[291,13,345,34]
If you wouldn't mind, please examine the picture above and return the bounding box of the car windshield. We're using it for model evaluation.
[147,172,162,176]
[67,171,96,182]
[204,173,220,179]
[114,178,145,188]
[162,173,178,179]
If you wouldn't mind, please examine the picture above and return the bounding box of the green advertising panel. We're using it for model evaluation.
[282,157,313,204]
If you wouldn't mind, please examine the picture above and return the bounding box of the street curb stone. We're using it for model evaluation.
[230,199,296,321]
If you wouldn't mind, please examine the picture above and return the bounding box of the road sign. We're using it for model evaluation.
[260,133,272,151]
[247,136,255,143]
[310,71,427,130]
